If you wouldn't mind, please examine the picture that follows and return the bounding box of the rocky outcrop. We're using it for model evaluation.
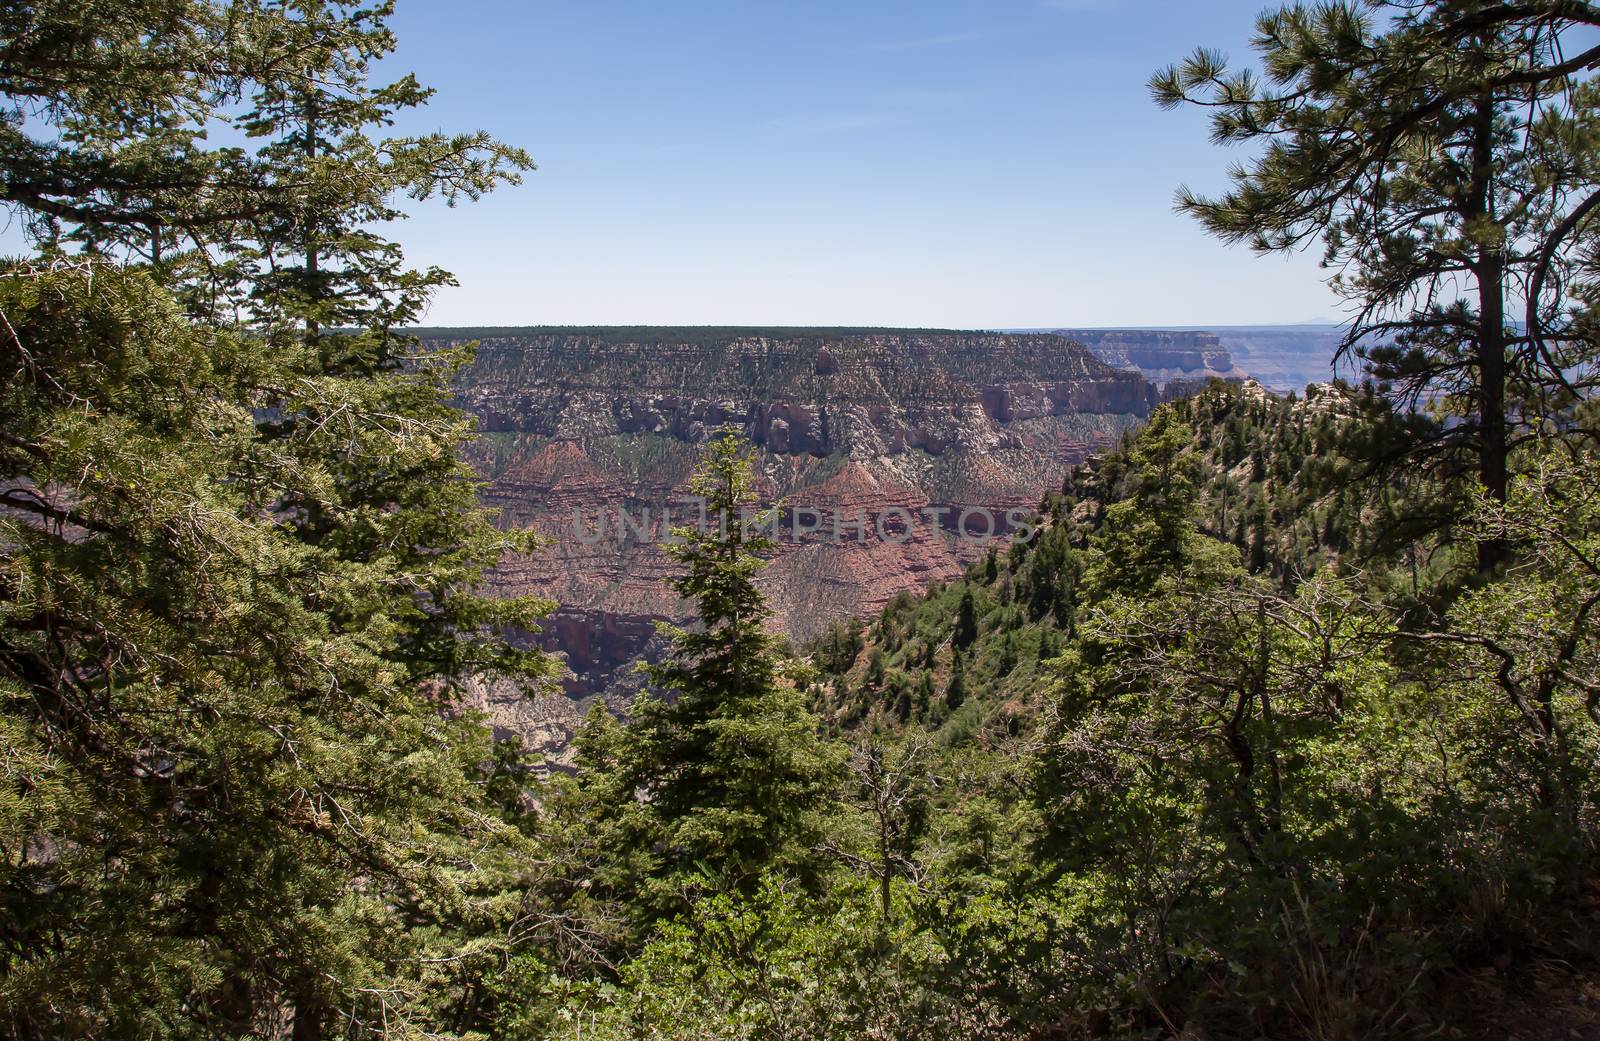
[1055,329,1247,387]
[431,327,1154,743]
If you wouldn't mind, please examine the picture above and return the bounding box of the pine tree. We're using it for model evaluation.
[1154,1,1600,570]
[624,430,843,908]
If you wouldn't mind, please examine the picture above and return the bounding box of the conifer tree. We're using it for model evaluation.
[1085,408,1212,595]
[623,430,842,907]
[866,646,887,688]
[953,588,979,650]
[227,0,532,337]
[0,1,256,254]
[945,654,967,713]
[1154,0,1600,570]
[0,4,549,1037]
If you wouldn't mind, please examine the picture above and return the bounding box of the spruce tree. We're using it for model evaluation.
[0,4,549,1037]
[624,430,842,907]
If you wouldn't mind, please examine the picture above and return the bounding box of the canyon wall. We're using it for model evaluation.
[1199,325,1350,392]
[1050,326,1349,393]
[429,327,1156,756]
[1052,329,1247,387]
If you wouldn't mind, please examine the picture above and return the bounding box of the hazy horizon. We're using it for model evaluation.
[406,320,1350,332]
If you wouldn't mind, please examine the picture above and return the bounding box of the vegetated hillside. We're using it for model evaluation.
[430,326,1158,755]
[530,377,1599,1040]
[808,377,1454,733]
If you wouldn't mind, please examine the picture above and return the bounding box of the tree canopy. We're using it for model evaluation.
[1154,0,1600,569]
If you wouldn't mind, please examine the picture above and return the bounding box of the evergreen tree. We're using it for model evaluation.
[0,5,549,1037]
[953,588,979,650]
[0,263,552,1040]
[1154,0,1600,569]
[945,654,967,713]
[997,632,1018,676]
[231,0,528,334]
[915,668,936,718]
[891,671,914,723]
[1084,408,1215,595]
[0,1,258,255]
[866,646,886,688]
[623,430,842,907]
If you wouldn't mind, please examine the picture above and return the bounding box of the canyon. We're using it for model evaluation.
[1050,325,1346,392]
[1052,329,1247,387]
[432,324,1343,758]
[429,327,1161,756]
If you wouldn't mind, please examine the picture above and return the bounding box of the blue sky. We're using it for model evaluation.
[90,0,1352,329]
[382,0,1348,328]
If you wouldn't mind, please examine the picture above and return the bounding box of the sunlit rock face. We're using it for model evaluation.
[431,327,1153,757]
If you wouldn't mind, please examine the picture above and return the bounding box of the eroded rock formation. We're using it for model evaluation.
[1054,329,1247,387]
[432,327,1155,758]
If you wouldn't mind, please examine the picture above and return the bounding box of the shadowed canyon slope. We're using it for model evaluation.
[428,327,1158,739]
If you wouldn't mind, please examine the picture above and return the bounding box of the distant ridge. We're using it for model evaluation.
[436,325,1154,755]
[409,325,990,345]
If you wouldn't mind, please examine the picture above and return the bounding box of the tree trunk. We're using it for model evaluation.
[291,987,324,1041]
[304,91,321,348]
[1477,256,1508,571]
[1472,87,1509,573]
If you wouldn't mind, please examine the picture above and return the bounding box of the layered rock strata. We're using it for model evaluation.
[432,327,1156,756]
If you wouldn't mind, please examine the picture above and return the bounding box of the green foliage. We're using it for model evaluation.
[1082,408,1214,596]
[8,4,1600,1039]
[1154,1,1600,570]
[952,588,979,650]
[0,4,550,1038]
[786,380,1599,1036]
[0,262,553,1038]
[574,431,844,920]
[551,875,965,1041]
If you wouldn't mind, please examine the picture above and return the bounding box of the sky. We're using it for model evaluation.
[104,1,1365,329]
[380,0,1354,329]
